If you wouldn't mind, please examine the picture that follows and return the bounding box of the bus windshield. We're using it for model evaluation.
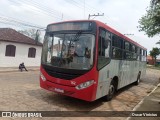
[42,32,95,70]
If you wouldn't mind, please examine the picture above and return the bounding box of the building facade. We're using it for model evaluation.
[0,28,42,67]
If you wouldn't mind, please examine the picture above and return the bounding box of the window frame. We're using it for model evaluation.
[111,34,123,60]
[97,27,111,70]
[28,47,36,58]
[5,45,16,57]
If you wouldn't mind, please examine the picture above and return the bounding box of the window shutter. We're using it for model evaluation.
[28,48,36,58]
[5,45,16,57]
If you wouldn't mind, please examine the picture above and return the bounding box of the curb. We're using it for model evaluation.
[0,69,40,73]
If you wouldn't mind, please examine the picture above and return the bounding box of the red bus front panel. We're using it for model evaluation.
[40,66,98,101]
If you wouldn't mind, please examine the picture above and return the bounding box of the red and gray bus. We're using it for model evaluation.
[40,20,147,101]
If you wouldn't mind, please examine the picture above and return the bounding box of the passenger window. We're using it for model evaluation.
[135,46,137,53]
[140,49,142,55]
[112,47,122,59]
[124,51,131,60]
[132,45,135,52]
[130,44,132,51]
[111,35,123,59]
[112,35,123,48]
[125,42,129,50]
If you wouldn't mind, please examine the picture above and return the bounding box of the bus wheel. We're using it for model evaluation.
[135,72,141,85]
[104,81,116,101]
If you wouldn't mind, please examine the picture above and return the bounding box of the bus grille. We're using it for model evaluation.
[44,68,81,80]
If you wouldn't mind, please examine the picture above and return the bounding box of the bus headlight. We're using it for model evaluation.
[76,80,94,90]
[40,72,46,81]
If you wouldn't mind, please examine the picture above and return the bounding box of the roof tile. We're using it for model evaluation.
[0,28,42,46]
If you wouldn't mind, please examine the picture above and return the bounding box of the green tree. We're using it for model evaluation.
[138,0,160,37]
[150,47,160,66]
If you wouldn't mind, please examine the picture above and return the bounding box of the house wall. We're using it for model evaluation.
[0,41,42,67]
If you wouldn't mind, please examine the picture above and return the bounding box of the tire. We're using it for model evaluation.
[104,81,116,101]
[135,72,141,85]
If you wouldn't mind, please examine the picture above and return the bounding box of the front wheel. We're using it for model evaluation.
[104,81,116,101]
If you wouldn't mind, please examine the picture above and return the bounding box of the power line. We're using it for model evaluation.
[0,16,45,29]
[0,12,45,28]
[64,0,96,14]
[64,0,124,29]
[8,0,73,21]
[8,0,62,20]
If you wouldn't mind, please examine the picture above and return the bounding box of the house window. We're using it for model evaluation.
[28,47,36,58]
[5,45,16,57]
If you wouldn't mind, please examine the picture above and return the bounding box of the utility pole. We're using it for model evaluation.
[88,13,104,20]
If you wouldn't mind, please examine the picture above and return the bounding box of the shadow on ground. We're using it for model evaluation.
[26,82,143,111]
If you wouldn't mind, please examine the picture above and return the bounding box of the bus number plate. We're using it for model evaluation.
[54,88,64,93]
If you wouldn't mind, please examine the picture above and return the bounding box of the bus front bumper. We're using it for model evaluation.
[40,78,96,102]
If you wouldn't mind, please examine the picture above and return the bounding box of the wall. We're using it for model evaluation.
[0,41,42,67]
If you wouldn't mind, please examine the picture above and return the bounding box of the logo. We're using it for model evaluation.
[71,81,76,85]
[2,112,11,117]
[1,112,42,118]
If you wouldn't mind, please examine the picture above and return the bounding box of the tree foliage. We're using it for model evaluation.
[138,0,160,37]
[150,47,160,65]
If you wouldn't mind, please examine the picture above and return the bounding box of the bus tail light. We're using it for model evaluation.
[40,72,46,81]
[76,80,94,90]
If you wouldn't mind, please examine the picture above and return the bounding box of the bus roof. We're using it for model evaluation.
[48,20,147,50]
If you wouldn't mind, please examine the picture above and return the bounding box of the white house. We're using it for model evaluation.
[0,28,42,67]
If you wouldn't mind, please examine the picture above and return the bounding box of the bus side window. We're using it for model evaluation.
[140,49,142,61]
[98,29,111,70]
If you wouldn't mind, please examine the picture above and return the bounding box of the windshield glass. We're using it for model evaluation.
[42,32,95,70]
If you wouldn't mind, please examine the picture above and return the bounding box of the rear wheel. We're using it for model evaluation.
[104,81,116,101]
[135,72,141,85]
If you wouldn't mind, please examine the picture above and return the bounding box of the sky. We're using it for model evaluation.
[0,0,160,54]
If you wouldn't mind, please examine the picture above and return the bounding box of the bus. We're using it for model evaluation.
[40,20,147,102]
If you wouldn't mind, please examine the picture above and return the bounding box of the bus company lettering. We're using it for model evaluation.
[12,112,42,117]
[132,113,157,117]
[28,113,42,117]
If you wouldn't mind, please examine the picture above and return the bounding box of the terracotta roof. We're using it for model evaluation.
[0,28,42,46]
